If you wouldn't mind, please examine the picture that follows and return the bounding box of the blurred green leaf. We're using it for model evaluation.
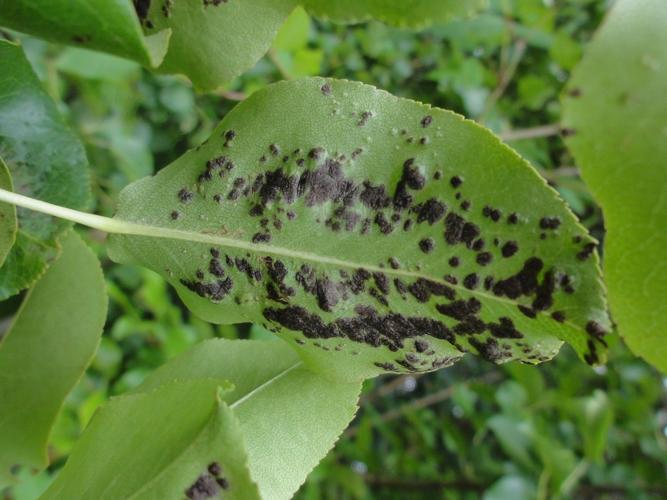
[0,231,107,484]
[0,158,17,267]
[43,379,261,499]
[562,0,667,372]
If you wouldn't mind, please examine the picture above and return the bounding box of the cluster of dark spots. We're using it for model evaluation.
[539,216,561,230]
[488,317,523,339]
[133,0,151,20]
[450,176,463,188]
[433,171,442,180]
[185,462,229,499]
[518,305,536,318]
[403,219,413,231]
[357,111,373,127]
[178,187,193,203]
[484,276,494,290]
[444,213,480,247]
[492,257,543,299]
[359,182,390,209]
[420,115,433,128]
[402,159,426,190]
[375,362,399,371]
[269,143,280,157]
[469,337,511,362]
[559,273,575,294]
[586,321,607,340]
[170,210,180,220]
[507,212,519,224]
[252,232,271,243]
[463,273,479,290]
[414,198,446,224]
[263,305,459,353]
[209,258,225,277]
[448,256,460,267]
[223,129,235,147]
[532,270,555,311]
[471,238,485,251]
[501,241,519,258]
[419,137,429,145]
[161,0,173,17]
[203,0,229,5]
[320,83,332,96]
[551,311,566,323]
[482,205,502,222]
[373,272,390,295]
[393,278,408,296]
[476,252,493,266]
[180,276,233,302]
[577,242,596,261]
[444,274,457,285]
[414,339,430,353]
[419,238,434,254]
[388,257,400,269]
[436,298,481,321]
[374,212,393,234]
[408,278,456,303]
[460,200,471,211]
[351,147,364,159]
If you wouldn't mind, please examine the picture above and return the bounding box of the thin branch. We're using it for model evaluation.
[499,124,562,142]
[480,38,527,120]
[268,48,293,80]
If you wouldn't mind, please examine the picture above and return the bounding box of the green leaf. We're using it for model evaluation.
[0,0,169,67]
[0,40,90,299]
[43,379,261,500]
[136,338,362,500]
[562,0,667,372]
[0,158,17,267]
[0,231,107,484]
[140,0,298,91]
[302,0,487,28]
[107,77,610,380]
[273,6,312,52]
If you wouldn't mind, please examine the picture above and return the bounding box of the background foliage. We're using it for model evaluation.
[1,0,665,498]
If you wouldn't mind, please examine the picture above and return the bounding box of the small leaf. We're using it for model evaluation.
[43,379,260,500]
[0,41,91,299]
[0,158,17,267]
[108,77,610,380]
[0,0,169,67]
[137,339,362,500]
[302,0,487,28]
[140,0,298,91]
[562,0,667,373]
[0,231,107,484]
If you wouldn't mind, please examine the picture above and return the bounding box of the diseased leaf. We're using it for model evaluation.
[137,339,362,500]
[0,41,90,299]
[108,77,610,381]
[0,0,169,67]
[562,0,667,373]
[139,0,298,91]
[0,158,16,267]
[302,0,487,28]
[43,379,260,500]
[0,232,107,484]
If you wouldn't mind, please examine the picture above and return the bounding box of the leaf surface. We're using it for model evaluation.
[0,232,106,484]
[562,0,667,372]
[0,0,168,67]
[108,78,610,380]
[137,339,362,500]
[0,158,16,267]
[0,41,90,299]
[43,379,260,500]
[303,0,487,28]
[140,0,297,91]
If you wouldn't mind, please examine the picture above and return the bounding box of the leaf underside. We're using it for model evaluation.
[109,77,610,380]
[0,41,91,299]
[137,339,362,500]
[43,380,261,500]
[0,231,107,485]
[562,0,667,373]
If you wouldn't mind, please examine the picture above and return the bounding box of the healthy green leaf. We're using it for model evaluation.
[0,231,107,484]
[139,0,298,91]
[0,158,16,267]
[137,339,362,500]
[108,77,610,380]
[302,0,487,28]
[43,379,260,500]
[0,0,169,67]
[562,0,667,372]
[0,40,90,299]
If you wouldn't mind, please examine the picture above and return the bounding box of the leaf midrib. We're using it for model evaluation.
[113,217,585,333]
